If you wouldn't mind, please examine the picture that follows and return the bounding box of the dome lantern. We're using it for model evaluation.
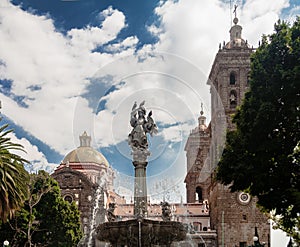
[80,131,91,147]
[60,131,109,168]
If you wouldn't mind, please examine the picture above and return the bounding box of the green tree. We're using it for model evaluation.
[0,118,29,222]
[0,171,83,247]
[216,18,300,243]
[32,171,83,246]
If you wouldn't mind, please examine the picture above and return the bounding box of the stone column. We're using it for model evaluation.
[132,149,150,218]
[128,101,157,218]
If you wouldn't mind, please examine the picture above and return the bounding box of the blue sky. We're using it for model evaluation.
[0,0,299,245]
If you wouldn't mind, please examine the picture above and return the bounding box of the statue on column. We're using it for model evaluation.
[128,101,158,161]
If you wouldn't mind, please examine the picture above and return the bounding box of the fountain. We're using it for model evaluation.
[96,101,187,246]
[87,186,103,247]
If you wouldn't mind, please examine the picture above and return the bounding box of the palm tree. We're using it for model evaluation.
[0,119,29,222]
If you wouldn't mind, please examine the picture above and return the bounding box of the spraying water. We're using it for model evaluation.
[87,186,103,247]
[87,172,109,247]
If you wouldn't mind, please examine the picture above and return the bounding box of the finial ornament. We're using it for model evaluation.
[233,4,239,25]
[200,103,204,116]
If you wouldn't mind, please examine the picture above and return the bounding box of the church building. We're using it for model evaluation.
[184,14,270,247]
[51,131,125,246]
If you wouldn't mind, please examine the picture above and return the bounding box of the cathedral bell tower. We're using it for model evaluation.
[207,12,270,247]
[184,105,211,204]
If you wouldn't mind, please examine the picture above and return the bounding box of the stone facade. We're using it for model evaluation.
[209,183,270,247]
[185,17,270,247]
[51,166,104,238]
[51,132,117,247]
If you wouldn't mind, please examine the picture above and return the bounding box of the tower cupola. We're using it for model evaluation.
[198,103,207,131]
[225,6,249,49]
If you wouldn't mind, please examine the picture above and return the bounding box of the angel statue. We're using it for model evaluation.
[128,101,158,151]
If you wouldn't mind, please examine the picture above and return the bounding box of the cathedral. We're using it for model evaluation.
[184,15,270,246]
[51,15,270,247]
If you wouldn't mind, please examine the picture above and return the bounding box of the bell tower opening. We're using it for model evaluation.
[230,71,236,85]
[195,186,203,202]
[230,90,237,108]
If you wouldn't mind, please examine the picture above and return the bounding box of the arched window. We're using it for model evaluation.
[229,90,237,108]
[230,72,236,85]
[196,186,203,202]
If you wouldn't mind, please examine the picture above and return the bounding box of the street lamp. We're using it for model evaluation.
[253,236,259,246]
[249,236,265,247]
[3,240,9,247]
[248,226,266,247]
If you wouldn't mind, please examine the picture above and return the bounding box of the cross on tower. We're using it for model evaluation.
[233,4,238,18]
[200,103,204,116]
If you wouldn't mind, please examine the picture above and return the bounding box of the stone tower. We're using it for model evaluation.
[185,15,270,247]
[184,105,211,204]
[208,16,270,247]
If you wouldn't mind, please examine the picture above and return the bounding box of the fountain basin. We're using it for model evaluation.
[96,218,187,246]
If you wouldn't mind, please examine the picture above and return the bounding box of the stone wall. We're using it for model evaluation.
[209,183,270,246]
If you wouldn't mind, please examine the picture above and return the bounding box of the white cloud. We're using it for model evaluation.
[105,36,139,53]
[67,7,126,51]
[242,0,290,45]
[160,122,191,143]
[88,53,210,149]
[101,6,127,33]
[0,0,295,170]
[242,0,289,20]
[151,0,291,75]
[151,0,229,74]
[7,132,57,173]
[0,2,132,156]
